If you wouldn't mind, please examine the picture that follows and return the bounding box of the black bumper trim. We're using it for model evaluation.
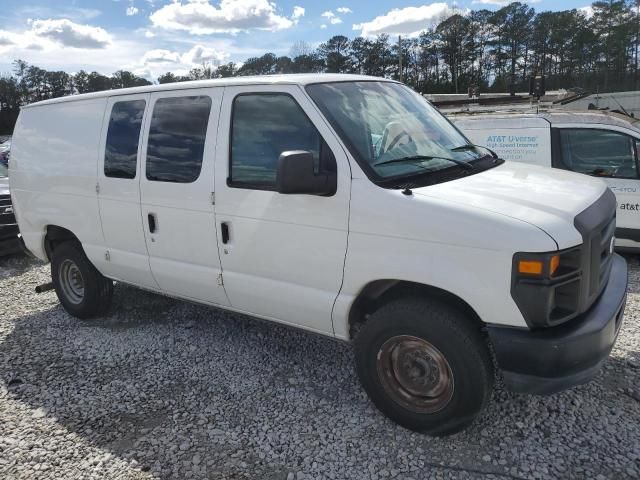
[488,253,627,395]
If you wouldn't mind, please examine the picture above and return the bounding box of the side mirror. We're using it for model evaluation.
[275,151,336,196]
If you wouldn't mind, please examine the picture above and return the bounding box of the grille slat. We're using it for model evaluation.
[574,188,617,314]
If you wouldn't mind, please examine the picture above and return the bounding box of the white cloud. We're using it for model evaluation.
[322,9,348,26]
[142,49,182,64]
[472,0,539,4]
[183,44,227,65]
[141,45,228,67]
[149,0,294,35]
[354,3,460,38]
[0,32,14,47]
[139,44,229,80]
[144,30,155,38]
[292,6,305,20]
[16,6,102,22]
[29,19,112,49]
[0,31,149,77]
[336,7,352,14]
[126,6,139,16]
[320,24,327,29]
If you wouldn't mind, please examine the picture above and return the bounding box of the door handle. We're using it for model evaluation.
[148,213,157,234]
[221,222,230,244]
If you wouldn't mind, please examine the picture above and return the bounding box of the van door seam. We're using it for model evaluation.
[211,86,232,305]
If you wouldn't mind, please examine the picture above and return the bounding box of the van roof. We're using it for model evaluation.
[449,109,640,133]
[23,74,395,109]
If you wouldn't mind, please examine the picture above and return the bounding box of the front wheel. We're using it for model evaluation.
[354,297,494,436]
[51,241,113,319]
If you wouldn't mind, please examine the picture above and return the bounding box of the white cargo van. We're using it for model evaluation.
[451,111,640,250]
[10,75,627,435]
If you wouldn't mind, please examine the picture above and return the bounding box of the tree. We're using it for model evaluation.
[318,36,351,73]
[497,2,535,88]
[289,41,313,58]
[349,37,369,74]
[437,14,471,93]
[0,75,22,133]
[86,71,112,92]
[292,53,324,73]
[237,53,279,75]
[111,70,151,89]
[216,62,238,78]
[158,72,179,84]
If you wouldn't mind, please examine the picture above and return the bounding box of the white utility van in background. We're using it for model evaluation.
[451,111,640,250]
[10,75,627,436]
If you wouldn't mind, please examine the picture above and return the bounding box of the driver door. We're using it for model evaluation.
[213,85,351,334]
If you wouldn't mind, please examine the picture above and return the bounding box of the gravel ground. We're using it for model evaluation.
[0,253,639,480]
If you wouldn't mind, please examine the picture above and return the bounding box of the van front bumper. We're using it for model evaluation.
[488,253,627,395]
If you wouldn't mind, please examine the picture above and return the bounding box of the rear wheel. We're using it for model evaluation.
[354,296,493,436]
[51,241,113,319]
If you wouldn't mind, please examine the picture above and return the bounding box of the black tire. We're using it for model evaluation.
[51,241,113,319]
[354,296,494,436]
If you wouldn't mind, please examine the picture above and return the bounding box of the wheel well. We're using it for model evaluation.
[348,280,485,340]
[44,225,80,261]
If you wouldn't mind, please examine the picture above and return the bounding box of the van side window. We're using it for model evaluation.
[229,93,322,189]
[558,129,638,179]
[104,100,146,179]
[146,96,212,183]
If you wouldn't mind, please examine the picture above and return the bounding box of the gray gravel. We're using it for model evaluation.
[0,253,639,480]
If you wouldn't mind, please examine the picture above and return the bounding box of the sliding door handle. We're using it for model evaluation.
[148,213,157,234]
[221,222,230,244]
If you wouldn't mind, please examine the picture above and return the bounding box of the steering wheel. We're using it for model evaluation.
[380,121,414,155]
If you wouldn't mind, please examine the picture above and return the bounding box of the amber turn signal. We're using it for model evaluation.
[518,260,543,275]
[550,255,560,276]
[518,255,561,276]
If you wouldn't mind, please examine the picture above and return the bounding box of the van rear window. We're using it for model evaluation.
[104,100,146,179]
[146,95,212,183]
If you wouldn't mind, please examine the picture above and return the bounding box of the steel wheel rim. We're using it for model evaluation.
[58,259,85,305]
[376,335,454,414]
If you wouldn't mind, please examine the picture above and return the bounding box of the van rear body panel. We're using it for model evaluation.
[452,116,552,168]
[10,98,107,262]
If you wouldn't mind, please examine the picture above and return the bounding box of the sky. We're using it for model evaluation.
[0,0,593,81]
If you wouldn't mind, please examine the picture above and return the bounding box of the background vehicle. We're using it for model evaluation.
[9,75,627,436]
[450,111,640,251]
[0,139,10,167]
[0,156,21,257]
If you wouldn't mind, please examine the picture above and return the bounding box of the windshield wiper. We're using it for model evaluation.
[450,144,477,152]
[374,155,474,171]
[452,143,501,160]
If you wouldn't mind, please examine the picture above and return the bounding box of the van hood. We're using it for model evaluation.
[412,162,607,249]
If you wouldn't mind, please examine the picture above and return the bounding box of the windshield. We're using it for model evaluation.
[306,81,488,183]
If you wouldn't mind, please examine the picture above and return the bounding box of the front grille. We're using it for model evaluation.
[598,213,616,287]
[574,188,617,313]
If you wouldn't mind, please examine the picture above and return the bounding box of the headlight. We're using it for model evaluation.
[511,247,582,329]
